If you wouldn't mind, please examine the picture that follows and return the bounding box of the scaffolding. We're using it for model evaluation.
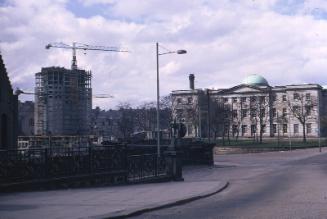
[34,67,92,135]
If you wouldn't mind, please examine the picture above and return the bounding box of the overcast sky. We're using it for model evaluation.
[2,0,327,109]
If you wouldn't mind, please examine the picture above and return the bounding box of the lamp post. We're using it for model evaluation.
[156,42,186,157]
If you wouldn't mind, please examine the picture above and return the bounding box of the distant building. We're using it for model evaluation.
[172,74,327,139]
[0,54,18,149]
[34,67,92,135]
[90,107,121,143]
[18,135,91,150]
[18,101,34,136]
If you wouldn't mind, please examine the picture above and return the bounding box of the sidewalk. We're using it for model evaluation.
[0,171,228,219]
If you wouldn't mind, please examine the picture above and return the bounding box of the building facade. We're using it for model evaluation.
[0,54,18,149]
[34,67,92,135]
[172,74,327,139]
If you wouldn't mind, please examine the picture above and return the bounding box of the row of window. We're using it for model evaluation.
[237,123,313,134]
[222,93,312,103]
[228,107,311,119]
[176,97,193,104]
[176,93,312,105]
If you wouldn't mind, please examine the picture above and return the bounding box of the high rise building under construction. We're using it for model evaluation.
[34,67,92,135]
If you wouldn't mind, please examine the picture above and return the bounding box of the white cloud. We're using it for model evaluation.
[2,0,327,109]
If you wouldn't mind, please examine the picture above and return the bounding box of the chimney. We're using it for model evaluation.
[189,74,195,90]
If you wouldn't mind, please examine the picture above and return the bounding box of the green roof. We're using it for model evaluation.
[242,74,269,86]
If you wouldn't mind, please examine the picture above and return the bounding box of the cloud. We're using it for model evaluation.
[2,0,327,109]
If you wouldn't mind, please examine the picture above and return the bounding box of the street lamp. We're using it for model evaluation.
[156,42,187,157]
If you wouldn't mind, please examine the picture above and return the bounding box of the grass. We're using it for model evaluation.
[207,138,326,149]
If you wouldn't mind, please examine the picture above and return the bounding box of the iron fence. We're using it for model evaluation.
[128,154,166,182]
[0,145,169,191]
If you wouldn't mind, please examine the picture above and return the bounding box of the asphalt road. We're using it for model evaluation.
[130,148,327,219]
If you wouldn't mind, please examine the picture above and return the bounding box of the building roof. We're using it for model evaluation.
[242,74,269,86]
[0,54,14,94]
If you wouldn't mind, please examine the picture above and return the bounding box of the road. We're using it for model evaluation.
[130,148,327,219]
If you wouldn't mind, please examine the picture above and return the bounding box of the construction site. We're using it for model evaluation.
[34,67,92,136]
[16,42,127,149]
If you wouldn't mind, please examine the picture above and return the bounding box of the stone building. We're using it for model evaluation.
[0,54,18,149]
[172,74,327,139]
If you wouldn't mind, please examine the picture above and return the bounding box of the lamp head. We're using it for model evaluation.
[177,50,187,54]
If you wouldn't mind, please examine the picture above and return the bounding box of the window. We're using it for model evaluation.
[177,98,182,104]
[306,123,312,134]
[232,125,238,134]
[294,124,299,134]
[232,97,237,103]
[293,106,300,113]
[187,109,193,116]
[261,124,266,133]
[272,94,277,102]
[282,95,287,101]
[242,109,247,118]
[250,109,256,118]
[305,93,311,101]
[224,98,229,103]
[233,110,238,118]
[293,93,300,100]
[273,124,277,133]
[251,125,256,134]
[250,96,256,102]
[242,125,247,135]
[283,124,288,133]
[305,106,311,115]
[187,97,193,104]
[176,109,183,116]
[187,124,193,135]
[260,96,265,103]
[272,108,277,117]
[282,108,287,117]
[260,108,265,117]
[241,97,247,103]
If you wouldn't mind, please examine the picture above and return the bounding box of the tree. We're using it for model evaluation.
[257,96,270,143]
[231,99,246,141]
[249,95,270,143]
[287,92,317,142]
[209,101,225,141]
[159,95,173,130]
[116,102,135,140]
[134,95,172,133]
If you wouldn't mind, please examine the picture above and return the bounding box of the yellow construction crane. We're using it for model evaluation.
[45,42,128,70]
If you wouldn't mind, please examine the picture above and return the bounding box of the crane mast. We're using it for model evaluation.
[45,42,128,70]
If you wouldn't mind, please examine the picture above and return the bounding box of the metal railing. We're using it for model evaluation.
[0,145,169,191]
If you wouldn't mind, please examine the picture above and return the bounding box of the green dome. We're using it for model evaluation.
[242,74,269,86]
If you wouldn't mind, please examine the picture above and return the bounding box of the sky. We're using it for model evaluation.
[2,0,327,109]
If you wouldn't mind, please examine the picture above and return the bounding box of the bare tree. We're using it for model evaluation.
[209,101,225,141]
[159,95,173,130]
[116,102,135,140]
[257,96,270,143]
[222,103,233,145]
[287,92,317,142]
[231,100,246,141]
[248,95,270,143]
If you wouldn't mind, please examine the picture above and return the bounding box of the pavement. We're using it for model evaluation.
[0,170,228,219]
[131,147,327,219]
[1,148,324,219]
